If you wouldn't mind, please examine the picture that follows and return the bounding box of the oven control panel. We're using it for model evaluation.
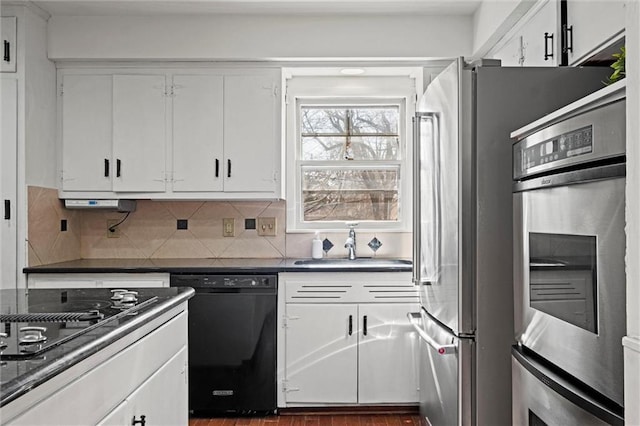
[514,126,593,179]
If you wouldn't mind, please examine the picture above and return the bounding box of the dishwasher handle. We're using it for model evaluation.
[407,312,457,355]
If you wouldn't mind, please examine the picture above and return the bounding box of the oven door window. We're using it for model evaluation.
[529,232,597,333]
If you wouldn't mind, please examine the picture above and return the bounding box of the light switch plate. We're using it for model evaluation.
[257,217,276,236]
[223,218,235,237]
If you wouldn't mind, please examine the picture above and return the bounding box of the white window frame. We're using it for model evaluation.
[284,70,420,233]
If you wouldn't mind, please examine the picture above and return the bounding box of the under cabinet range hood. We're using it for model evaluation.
[64,199,136,212]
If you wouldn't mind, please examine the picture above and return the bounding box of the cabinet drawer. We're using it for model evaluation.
[281,272,417,303]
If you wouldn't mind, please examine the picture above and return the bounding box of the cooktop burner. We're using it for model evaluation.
[0,289,158,360]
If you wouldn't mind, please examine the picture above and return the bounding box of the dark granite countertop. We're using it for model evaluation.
[0,286,194,407]
[23,258,412,274]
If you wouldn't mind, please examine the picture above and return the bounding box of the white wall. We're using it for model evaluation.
[47,14,472,60]
[472,0,536,57]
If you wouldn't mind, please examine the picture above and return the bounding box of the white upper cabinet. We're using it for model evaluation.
[112,75,167,192]
[565,0,625,65]
[60,73,167,193]
[1,17,17,72]
[223,75,279,193]
[172,74,224,193]
[61,74,112,192]
[491,0,625,67]
[491,0,560,67]
[59,68,281,199]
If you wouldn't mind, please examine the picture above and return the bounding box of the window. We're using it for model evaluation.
[285,70,419,232]
[300,105,401,222]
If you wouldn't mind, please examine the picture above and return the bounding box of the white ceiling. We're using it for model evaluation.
[31,0,483,16]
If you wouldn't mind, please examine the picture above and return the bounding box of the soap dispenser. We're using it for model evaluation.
[311,232,323,259]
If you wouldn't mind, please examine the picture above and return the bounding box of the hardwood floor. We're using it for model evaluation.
[189,413,421,426]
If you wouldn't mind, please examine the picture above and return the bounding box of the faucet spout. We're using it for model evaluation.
[345,226,357,260]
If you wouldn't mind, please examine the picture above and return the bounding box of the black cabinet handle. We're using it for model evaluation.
[3,40,9,63]
[215,159,219,178]
[363,315,368,336]
[131,415,146,426]
[348,315,353,336]
[116,159,121,177]
[4,200,10,220]
[562,25,573,54]
[104,159,110,177]
[227,159,231,178]
[544,32,554,61]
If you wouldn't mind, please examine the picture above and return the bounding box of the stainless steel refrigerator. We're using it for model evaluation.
[408,58,610,426]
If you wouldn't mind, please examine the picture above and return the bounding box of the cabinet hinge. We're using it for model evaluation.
[282,380,300,393]
[283,315,300,328]
[59,84,64,97]
[272,170,279,183]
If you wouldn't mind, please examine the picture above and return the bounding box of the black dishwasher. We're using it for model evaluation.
[170,274,277,415]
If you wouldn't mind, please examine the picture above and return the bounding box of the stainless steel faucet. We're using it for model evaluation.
[344,226,357,260]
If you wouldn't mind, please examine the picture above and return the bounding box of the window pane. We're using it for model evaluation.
[301,136,398,161]
[301,108,347,134]
[302,168,399,221]
[350,107,399,134]
[349,136,399,160]
[301,136,346,160]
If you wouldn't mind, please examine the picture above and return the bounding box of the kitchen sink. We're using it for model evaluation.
[293,258,412,268]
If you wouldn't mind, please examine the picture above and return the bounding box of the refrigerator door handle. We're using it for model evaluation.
[407,312,456,355]
[412,112,440,286]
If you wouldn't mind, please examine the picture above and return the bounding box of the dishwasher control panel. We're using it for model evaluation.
[170,274,277,290]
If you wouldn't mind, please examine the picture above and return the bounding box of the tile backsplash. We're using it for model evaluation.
[27,186,411,265]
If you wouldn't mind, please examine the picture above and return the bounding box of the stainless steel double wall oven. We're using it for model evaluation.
[512,82,626,425]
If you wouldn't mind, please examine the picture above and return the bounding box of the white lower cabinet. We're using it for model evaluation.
[284,303,359,404]
[97,347,188,426]
[279,272,419,407]
[4,308,188,425]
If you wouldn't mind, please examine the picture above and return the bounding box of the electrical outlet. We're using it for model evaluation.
[106,219,121,238]
[223,218,235,237]
[257,217,276,236]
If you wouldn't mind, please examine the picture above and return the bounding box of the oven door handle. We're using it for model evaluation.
[530,262,567,268]
[407,312,457,355]
[513,163,625,193]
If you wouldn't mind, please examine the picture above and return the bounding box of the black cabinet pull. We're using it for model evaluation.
[348,315,353,336]
[4,200,10,220]
[116,159,121,177]
[3,40,9,63]
[227,159,231,178]
[544,32,554,61]
[215,159,219,178]
[104,159,110,177]
[562,25,573,54]
[363,315,368,336]
[131,415,146,426]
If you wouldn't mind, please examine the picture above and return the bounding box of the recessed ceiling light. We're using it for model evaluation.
[340,68,365,75]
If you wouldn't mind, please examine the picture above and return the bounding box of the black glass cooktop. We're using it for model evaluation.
[0,288,164,360]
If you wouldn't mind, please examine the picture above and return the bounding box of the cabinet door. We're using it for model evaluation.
[223,75,278,193]
[172,74,224,192]
[113,75,167,192]
[520,0,559,67]
[1,17,16,73]
[566,0,625,65]
[284,304,358,403]
[1,79,17,290]
[358,303,419,404]
[120,347,188,426]
[61,74,113,191]
[492,34,523,66]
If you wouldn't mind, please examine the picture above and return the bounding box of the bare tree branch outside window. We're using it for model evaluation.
[299,105,401,222]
